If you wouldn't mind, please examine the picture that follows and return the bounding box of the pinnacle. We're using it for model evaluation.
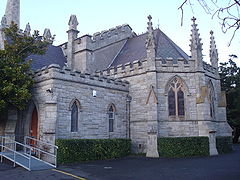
[210,30,216,47]
[68,15,79,31]
[145,15,155,50]
[191,16,196,23]
[24,22,31,36]
[5,0,20,27]
[190,17,202,50]
[209,30,218,64]
[148,15,152,21]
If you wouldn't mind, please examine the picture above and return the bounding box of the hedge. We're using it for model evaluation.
[56,138,131,164]
[158,137,209,158]
[216,136,233,154]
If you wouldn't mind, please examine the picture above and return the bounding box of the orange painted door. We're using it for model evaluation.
[30,107,38,145]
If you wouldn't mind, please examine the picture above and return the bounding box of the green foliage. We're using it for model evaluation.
[0,23,48,112]
[219,55,240,143]
[219,55,240,128]
[216,136,233,154]
[56,138,131,164]
[157,137,209,157]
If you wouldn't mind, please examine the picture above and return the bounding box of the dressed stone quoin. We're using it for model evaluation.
[0,0,231,154]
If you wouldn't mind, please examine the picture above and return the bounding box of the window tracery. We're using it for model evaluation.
[168,77,185,117]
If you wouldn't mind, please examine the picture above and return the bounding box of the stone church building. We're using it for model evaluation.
[0,0,231,153]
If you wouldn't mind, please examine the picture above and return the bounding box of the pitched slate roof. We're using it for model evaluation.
[93,39,127,70]
[27,45,66,71]
[111,29,189,67]
[26,28,189,71]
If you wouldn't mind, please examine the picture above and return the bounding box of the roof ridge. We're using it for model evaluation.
[154,29,161,50]
[107,39,128,68]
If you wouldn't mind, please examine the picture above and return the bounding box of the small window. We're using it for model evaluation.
[108,104,115,132]
[71,101,78,132]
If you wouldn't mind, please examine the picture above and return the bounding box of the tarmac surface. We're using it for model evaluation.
[0,145,240,180]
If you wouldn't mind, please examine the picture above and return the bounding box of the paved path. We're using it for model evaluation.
[0,145,240,180]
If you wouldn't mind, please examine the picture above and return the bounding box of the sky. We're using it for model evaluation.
[0,0,239,65]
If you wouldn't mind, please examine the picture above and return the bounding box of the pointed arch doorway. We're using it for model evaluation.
[30,106,38,141]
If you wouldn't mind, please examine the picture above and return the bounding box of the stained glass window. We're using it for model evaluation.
[168,88,176,116]
[108,105,115,132]
[71,102,78,132]
[177,89,185,116]
[168,77,185,117]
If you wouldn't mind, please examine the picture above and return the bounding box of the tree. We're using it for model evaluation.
[219,55,240,143]
[0,23,48,113]
[178,0,240,44]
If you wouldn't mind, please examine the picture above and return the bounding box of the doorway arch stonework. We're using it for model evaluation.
[24,101,39,139]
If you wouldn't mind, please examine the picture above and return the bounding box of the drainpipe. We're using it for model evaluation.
[126,95,132,139]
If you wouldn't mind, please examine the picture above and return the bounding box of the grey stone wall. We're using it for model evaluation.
[123,72,157,153]
[98,52,232,153]
[61,24,133,73]
[30,78,56,143]
[55,79,128,139]
[97,59,158,153]
[26,52,231,151]
[4,109,18,137]
[158,121,199,137]
[1,0,232,154]
[32,64,129,144]
[156,60,231,137]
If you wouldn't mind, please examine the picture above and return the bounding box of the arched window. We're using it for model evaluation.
[208,82,215,119]
[108,104,116,132]
[177,89,185,116]
[168,88,176,116]
[168,77,185,116]
[71,101,79,132]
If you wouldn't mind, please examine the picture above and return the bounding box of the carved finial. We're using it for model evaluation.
[191,16,196,23]
[1,15,7,28]
[68,15,79,30]
[146,15,155,49]
[24,23,31,36]
[43,28,54,43]
[43,28,52,39]
[148,15,152,21]
[209,30,218,68]
[147,15,153,32]
[190,17,203,71]
[33,30,39,37]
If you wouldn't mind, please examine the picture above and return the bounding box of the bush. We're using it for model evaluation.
[158,137,209,158]
[56,138,131,164]
[216,136,232,154]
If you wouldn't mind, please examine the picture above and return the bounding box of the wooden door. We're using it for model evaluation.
[30,107,38,145]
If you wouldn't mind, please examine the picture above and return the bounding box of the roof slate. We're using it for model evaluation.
[111,29,189,67]
[27,45,66,71]
[111,33,147,67]
[26,28,189,72]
